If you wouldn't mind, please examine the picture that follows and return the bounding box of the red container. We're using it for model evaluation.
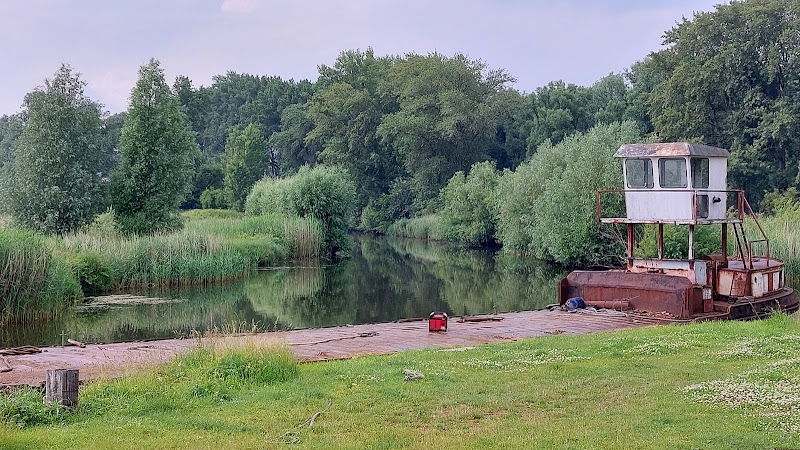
[428,312,448,332]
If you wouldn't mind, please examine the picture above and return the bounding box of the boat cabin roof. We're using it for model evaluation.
[615,142,730,158]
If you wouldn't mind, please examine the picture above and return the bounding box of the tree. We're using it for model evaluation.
[377,53,514,210]
[0,114,23,214]
[497,121,643,265]
[644,0,800,206]
[438,161,502,244]
[307,49,401,210]
[268,103,320,175]
[8,65,105,233]
[111,59,198,233]
[223,123,267,211]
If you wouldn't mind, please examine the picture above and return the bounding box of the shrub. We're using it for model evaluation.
[496,121,643,265]
[0,386,66,428]
[200,188,228,210]
[636,224,722,259]
[438,161,501,244]
[246,165,355,255]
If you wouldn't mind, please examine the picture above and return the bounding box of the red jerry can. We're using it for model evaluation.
[428,312,448,332]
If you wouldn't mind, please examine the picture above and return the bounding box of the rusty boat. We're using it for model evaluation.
[558,142,798,321]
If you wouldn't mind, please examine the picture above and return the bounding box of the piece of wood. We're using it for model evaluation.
[66,339,85,348]
[44,369,79,408]
[458,316,504,323]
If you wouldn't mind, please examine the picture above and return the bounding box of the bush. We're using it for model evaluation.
[636,224,722,259]
[246,165,356,255]
[496,121,643,265]
[200,188,229,210]
[385,215,443,240]
[438,161,501,244]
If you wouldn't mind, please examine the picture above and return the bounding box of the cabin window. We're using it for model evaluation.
[659,158,687,188]
[691,158,709,189]
[625,159,653,188]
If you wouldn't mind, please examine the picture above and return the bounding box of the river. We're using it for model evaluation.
[1,234,565,348]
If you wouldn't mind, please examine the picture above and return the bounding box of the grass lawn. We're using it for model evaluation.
[4,314,800,449]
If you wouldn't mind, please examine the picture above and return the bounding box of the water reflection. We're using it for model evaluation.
[1,235,565,347]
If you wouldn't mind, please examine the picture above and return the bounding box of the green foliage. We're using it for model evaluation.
[643,0,800,205]
[497,122,643,265]
[636,224,722,259]
[308,49,399,211]
[0,387,65,428]
[377,52,514,209]
[0,228,81,323]
[358,177,416,232]
[385,215,443,240]
[200,188,228,209]
[183,159,224,210]
[760,188,800,217]
[8,65,106,234]
[269,103,319,175]
[223,124,267,211]
[0,114,22,215]
[246,165,356,254]
[438,161,502,244]
[111,59,199,234]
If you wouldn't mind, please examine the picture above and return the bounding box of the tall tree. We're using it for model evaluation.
[0,114,22,214]
[644,0,800,206]
[111,59,198,233]
[307,48,400,210]
[223,123,267,211]
[377,53,514,209]
[268,103,320,175]
[8,65,105,233]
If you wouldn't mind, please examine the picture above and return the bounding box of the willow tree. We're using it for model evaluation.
[9,65,105,233]
[111,59,198,233]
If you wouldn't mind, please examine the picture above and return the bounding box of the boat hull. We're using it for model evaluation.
[559,270,798,321]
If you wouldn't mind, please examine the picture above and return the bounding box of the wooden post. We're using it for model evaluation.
[45,369,79,408]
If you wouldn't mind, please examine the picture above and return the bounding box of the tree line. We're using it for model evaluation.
[0,0,797,239]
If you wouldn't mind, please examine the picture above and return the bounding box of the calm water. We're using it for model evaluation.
[1,234,565,348]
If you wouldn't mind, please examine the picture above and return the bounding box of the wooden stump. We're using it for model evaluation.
[44,369,79,408]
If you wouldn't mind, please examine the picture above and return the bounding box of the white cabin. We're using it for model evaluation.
[616,143,730,223]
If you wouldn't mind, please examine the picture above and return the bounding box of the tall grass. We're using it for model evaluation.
[0,212,324,323]
[386,215,443,240]
[59,214,323,291]
[0,229,81,323]
[751,213,800,284]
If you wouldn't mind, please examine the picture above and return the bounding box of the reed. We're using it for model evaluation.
[0,229,81,324]
[386,215,443,240]
[749,213,800,285]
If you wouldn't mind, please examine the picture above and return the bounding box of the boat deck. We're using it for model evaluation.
[1,309,659,387]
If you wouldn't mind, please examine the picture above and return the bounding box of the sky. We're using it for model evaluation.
[0,0,722,116]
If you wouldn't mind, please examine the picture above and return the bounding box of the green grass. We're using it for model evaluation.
[4,315,800,449]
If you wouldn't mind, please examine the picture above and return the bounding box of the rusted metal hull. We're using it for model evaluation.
[559,270,798,321]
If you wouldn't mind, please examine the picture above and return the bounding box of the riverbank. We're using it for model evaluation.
[0,211,323,324]
[3,313,800,448]
[0,309,654,387]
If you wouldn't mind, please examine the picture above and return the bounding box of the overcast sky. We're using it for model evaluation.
[0,0,721,116]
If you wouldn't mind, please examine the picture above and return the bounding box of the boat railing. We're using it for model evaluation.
[596,189,771,269]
